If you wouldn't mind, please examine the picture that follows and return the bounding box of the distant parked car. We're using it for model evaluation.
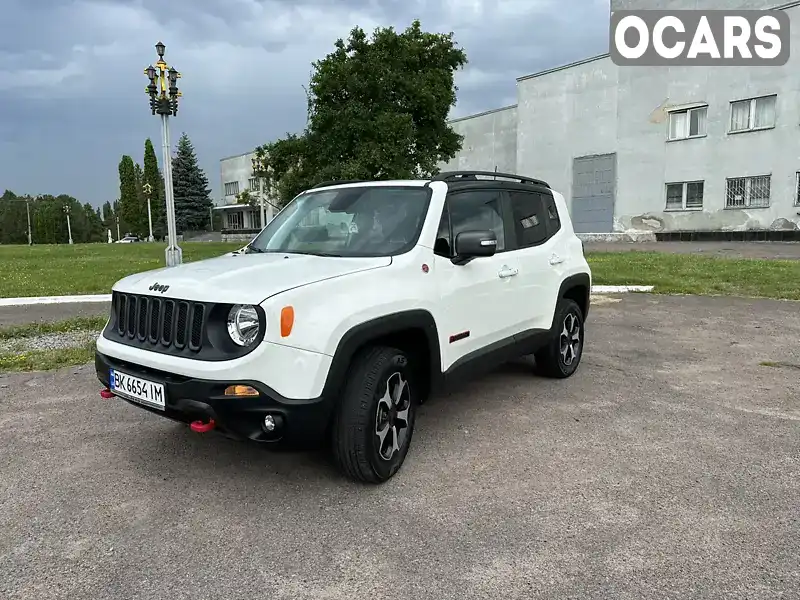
[116,234,140,244]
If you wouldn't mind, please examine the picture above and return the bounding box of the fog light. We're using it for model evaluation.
[224,385,259,397]
[263,415,276,432]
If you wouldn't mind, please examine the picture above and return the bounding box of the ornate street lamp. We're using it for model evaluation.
[144,41,182,266]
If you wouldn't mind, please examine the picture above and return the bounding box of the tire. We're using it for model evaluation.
[534,298,585,379]
[331,345,418,483]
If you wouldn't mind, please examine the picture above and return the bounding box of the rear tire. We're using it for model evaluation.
[534,298,585,379]
[331,346,417,483]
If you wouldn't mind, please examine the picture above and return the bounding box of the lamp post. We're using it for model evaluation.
[25,197,32,245]
[145,41,182,266]
[143,182,154,242]
[116,215,121,241]
[63,204,73,245]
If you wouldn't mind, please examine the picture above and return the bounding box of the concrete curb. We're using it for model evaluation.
[0,285,655,307]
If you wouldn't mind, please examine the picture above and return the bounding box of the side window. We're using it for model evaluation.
[448,190,506,252]
[508,191,548,248]
[542,193,561,235]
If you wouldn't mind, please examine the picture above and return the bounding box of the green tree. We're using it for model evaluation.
[252,19,468,206]
[118,155,141,236]
[143,138,166,240]
[0,190,29,244]
[171,132,212,233]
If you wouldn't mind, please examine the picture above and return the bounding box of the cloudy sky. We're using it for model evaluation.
[0,0,610,207]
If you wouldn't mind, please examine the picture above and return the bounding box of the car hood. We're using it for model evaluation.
[112,252,391,304]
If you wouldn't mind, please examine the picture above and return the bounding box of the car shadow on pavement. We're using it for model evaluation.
[116,358,545,490]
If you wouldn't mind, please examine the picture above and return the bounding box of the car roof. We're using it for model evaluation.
[307,171,552,194]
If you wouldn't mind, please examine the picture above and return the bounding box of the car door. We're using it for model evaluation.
[505,188,563,333]
[432,188,521,371]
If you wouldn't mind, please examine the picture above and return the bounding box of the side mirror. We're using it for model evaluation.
[452,230,497,265]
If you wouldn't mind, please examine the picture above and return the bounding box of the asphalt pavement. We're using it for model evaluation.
[1,293,799,599]
[0,302,111,327]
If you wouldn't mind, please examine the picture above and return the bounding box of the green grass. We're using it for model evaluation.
[0,242,243,297]
[0,316,104,372]
[1,243,799,301]
[0,341,96,372]
[586,251,800,300]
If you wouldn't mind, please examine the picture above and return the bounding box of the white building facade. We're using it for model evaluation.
[216,152,276,237]
[441,0,800,236]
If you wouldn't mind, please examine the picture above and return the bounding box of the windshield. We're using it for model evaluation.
[246,185,431,257]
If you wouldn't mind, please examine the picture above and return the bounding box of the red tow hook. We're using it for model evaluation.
[190,419,216,433]
[100,388,114,399]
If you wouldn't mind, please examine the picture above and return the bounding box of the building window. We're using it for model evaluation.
[668,106,707,140]
[729,95,776,133]
[665,181,704,211]
[226,211,244,229]
[249,210,261,229]
[725,175,771,209]
[224,181,240,196]
[248,177,259,191]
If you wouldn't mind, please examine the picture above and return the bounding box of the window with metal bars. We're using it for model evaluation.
[725,175,771,209]
[665,181,704,211]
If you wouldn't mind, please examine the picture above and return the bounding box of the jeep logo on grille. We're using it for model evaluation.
[148,282,170,294]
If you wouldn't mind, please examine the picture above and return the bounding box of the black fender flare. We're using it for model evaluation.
[320,309,442,401]
[552,272,591,330]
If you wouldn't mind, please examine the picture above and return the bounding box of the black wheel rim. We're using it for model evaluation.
[374,371,412,461]
[559,311,582,367]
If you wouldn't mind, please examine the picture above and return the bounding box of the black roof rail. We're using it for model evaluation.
[431,170,550,188]
[310,180,367,189]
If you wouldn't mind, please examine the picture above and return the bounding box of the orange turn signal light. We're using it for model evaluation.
[280,306,294,337]
[224,385,259,397]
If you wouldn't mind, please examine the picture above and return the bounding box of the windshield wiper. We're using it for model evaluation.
[243,245,265,253]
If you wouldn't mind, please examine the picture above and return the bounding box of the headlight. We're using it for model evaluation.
[227,304,261,346]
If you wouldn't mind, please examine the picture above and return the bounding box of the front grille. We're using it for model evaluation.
[110,291,207,353]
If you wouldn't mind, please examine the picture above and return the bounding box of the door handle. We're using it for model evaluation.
[498,266,519,278]
[549,254,564,265]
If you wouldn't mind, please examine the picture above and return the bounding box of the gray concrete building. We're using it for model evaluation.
[216,151,275,237]
[442,0,800,234]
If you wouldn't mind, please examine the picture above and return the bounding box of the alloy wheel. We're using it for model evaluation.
[374,372,412,461]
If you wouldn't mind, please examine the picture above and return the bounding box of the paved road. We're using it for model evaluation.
[0,302,110,327]
[585,240,800,259]
[1,294,799,600]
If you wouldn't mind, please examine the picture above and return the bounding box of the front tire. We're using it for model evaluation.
[534,298,585,379]
[331,346,417,483]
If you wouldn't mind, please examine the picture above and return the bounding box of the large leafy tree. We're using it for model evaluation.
[171,132,213,233]
[143,138,166,239]
[118,155,142,236]
[252,19,468,206]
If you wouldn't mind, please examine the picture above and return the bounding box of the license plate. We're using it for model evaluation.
[109,368,166,410]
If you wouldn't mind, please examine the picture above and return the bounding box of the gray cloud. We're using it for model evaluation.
[0,0,609,206]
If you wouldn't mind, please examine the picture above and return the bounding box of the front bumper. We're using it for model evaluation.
[95,350,335,447]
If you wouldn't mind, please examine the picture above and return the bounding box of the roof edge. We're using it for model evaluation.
[517,53,611,82]
[448,103,518,124]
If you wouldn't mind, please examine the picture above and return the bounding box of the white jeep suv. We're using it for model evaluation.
[95,171,592,483]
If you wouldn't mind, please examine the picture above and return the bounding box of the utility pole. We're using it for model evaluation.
[64,204,73,244]
[143,182,154,241]
[25,198,32,245]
